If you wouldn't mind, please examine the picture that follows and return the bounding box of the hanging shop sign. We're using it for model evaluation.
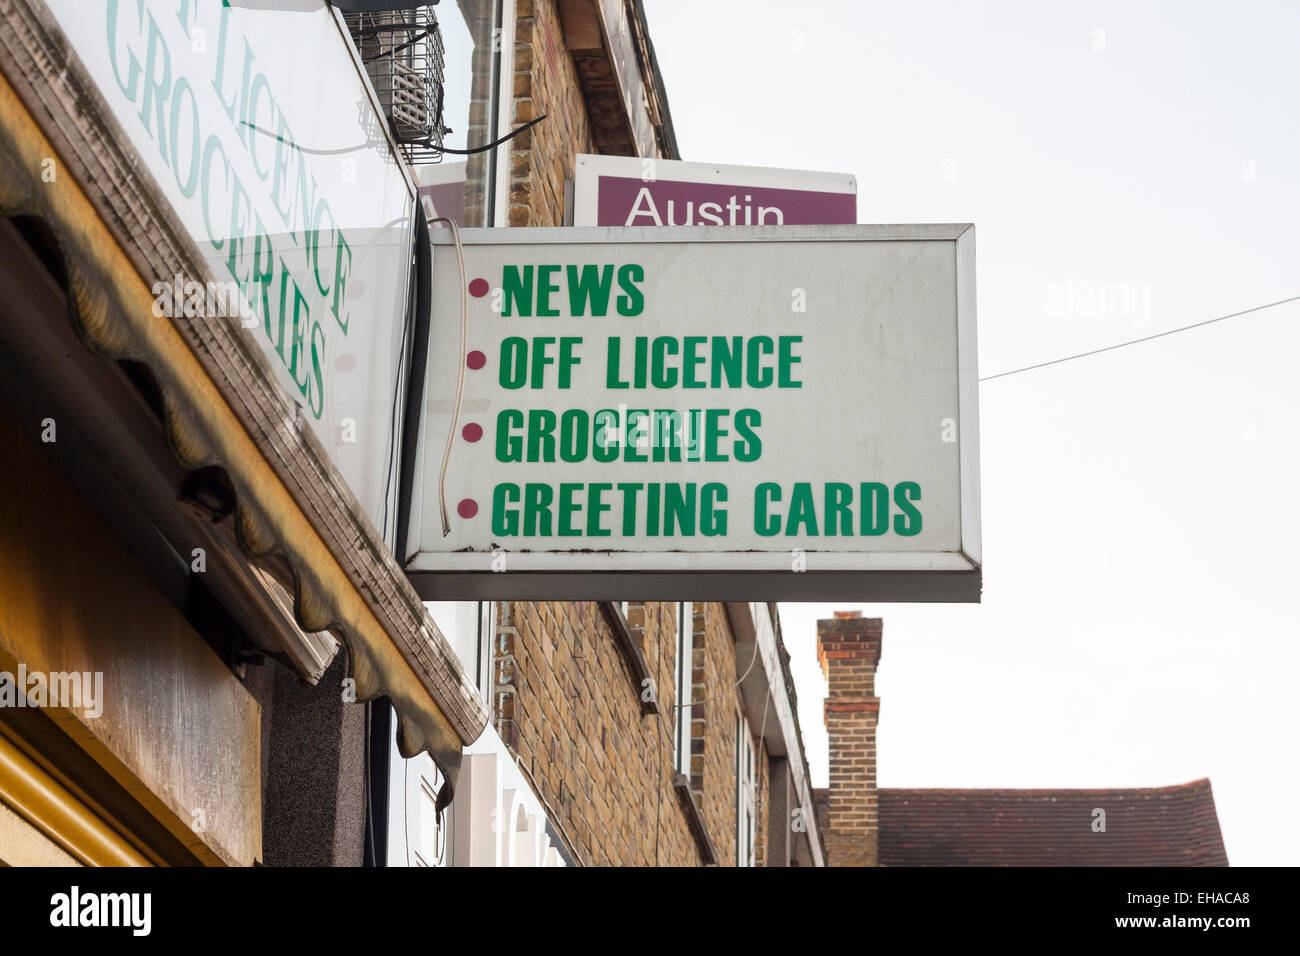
[573,154,857,227]
[405,224,980,601]
[46,0,415,538]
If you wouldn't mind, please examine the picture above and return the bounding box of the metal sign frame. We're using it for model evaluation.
[406,224,980,602]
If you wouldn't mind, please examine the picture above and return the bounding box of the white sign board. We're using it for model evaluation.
[47,0,415,539]
[573,154,857,227]
[406,225,980,601]
[405,226,977,598]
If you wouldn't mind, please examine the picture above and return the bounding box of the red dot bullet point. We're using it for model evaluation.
[466,350,486,370]
[457,498,478,519]
[468,277,489,298]
[462,422,483,442]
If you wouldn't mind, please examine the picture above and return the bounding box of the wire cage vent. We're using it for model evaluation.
[343,5,449,164]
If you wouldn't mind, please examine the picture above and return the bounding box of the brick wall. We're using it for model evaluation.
[489,0,772,867]
[496,600,766,865]
[508,0,595,226]
[817,613,882,866]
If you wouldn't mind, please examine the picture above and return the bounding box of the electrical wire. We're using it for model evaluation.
[363,30,430,63]
[673,618,762,710]
[980,294,1300,382]
[239,114,545,157]
[431,216,468,536]
[431,115,546,154]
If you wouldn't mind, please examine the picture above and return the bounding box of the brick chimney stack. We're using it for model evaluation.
[817,611,882,866]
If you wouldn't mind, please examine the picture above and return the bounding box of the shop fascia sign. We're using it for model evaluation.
[46,0,415,538]
[573,154,857,227]
[405,224,981,602]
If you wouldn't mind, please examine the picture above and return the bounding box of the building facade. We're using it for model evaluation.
[0,0,824,867]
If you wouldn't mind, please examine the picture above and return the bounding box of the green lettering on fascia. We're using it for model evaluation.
[537,265,561,316]
[624,410,649,463]
[593,409,620,462]
[245,72,273,180]
[602,335,801,391]
[746,336,774,387]
[559,409,589,463]
[496,408,523,461]
[616,264,644,316]
[606,338,628,389]
[199,136,229,248]
[250,219,275,333]
[502,265,533,317]
[523,483,552,536]
[329,225,350,334]
[557,337,581,388]
[284,262,313,396]
[682,336,706,388]
[529,335,555,389]
[701,483,728,536]
[750,482,923,537]
[754,482,781,536]
[824,482,853,536]
[136,12,170,161]
[526,409,557,463]
[733,409,762,462]
[711,336,742,387]
[633,337,649,388]
[558,483,583,536]
[651,337,679,388]
[488,481,730,538]
[894,481,923,536]
[226,171,252,291]
[617,483,642,536]
[861,482,889,535]
[500,337,527,389]
[210,0,238,121]
[644,482,661,536]
[704,409,728,461]
[785,482,819,536]
[483,406,765,466]
[567,264,613,316]
[587,483,612,536]
[102,0,363,424]
[308,322,326,419]
[663,484,696,536]
[778,335,802,387]
[650,409,683,464]
[492,483,520,535]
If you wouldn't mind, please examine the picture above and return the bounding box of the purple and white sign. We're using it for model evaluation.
[418,161,468,227]
[573,154,857,228]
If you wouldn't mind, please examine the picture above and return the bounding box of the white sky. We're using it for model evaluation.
[643,0,1300,866]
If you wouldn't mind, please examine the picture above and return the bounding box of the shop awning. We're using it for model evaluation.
[0,0,489,807]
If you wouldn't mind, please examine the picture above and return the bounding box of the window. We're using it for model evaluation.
[417,0,517,227]
[425,600,496,708]
[388,600,495,867]
[674,603,694,774]
[735,711,756,867]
